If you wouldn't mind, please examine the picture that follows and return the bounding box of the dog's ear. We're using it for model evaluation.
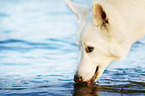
[65,0,89,20]
[92,2,109,28]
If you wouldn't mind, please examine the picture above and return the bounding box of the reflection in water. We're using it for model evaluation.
[73,81,145,96]
[73,83,101,96]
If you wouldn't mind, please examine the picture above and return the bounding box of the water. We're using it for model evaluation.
[0,0,145,96]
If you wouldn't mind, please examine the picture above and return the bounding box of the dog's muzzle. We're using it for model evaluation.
[74,66,99,83]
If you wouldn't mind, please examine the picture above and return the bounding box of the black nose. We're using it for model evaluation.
[74,74,82,83]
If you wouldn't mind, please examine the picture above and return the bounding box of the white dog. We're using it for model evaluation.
[66,0,145,83]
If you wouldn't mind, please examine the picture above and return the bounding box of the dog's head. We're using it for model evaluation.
[66,0,130,83]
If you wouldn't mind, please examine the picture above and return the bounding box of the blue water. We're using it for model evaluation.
[0,0,145,96]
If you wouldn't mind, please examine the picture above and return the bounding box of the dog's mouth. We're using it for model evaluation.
[89,66,99,83]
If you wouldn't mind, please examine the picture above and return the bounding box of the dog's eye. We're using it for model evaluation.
[85,46,94,53]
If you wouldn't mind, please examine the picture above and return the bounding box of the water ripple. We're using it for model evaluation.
[0,38,77,52]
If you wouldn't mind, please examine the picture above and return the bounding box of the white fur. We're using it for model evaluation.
[66,0,145,82]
